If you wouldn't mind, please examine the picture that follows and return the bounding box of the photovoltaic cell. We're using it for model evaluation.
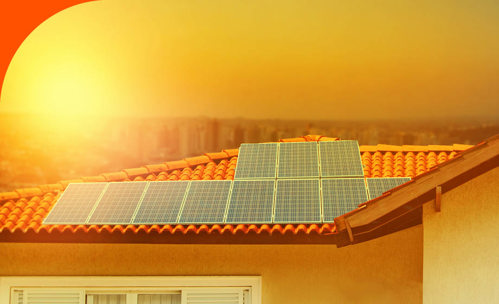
[367,177,411,200]
[322,178,368,221]
[132,181,189,224]
[277,142,319,178]
[88,182,147,224]
[274,179,321,223]
[178,180,232,224]
[319,141,364,177]
[226,180,275,223]
[43,183,106,224]
[234,143,278,179]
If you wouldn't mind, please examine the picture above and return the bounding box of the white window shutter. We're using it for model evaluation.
[182,288,244,304]
[12,290,23,304]
[242,289,250,304]
[21,289,84,304]
[138,294,181,304]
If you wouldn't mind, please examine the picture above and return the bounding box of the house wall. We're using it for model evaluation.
[423,166,499,304]
[0,224,422,304]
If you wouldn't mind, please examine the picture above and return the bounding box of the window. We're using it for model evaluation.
[0,276,261,304]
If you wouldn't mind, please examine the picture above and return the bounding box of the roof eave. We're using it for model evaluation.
[334,134,499,247]
[0,229,339,245]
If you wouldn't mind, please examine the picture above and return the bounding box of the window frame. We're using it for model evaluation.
[0,276,261,304]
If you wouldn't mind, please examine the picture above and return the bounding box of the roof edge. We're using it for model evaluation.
[335,134,499,247]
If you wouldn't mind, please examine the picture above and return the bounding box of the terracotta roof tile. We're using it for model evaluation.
[101,171,128,182]
[165,160,190,170]
[15,187,43,198]
[59,179,84,188]
[82,175,107,183]
[223,149,239,157]
[427,145,454,152]
[204,151,229,161]
[452,144,473,151]
[0,136,474,238]
[280,137,306,142]
[123,167,149,178]
[318,136,340,141]
[143,164,169,174]
[0,192,20,201]
[184,155,210,166]
[303,135,323,141]
[37,184,64,193]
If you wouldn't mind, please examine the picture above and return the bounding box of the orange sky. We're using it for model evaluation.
[1,0,498,120]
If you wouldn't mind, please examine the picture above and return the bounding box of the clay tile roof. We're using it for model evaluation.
[0,135,476,242]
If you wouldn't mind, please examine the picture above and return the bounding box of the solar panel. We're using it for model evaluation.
[132,181,189,224]
[226,180,275,223]
[277,142,319,178]
[319,141,364,177]
[274,179,321,223]
[367,177,411,200]
[178,180,232,224]
[234,143,278,179]
[322,178,368,221]
[43,183,107,224]
[87,182,147,224]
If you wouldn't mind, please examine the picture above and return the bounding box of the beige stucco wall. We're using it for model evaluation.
[0,223,422,304]
[423,166,499,304]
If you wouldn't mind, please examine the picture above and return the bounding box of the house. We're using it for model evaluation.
[0,134,497,304]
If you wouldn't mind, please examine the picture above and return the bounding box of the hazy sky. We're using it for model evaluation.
[1,0,498,120]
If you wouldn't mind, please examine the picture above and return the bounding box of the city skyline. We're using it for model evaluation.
[1,112,496,192]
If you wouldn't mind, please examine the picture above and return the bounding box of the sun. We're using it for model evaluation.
[36,60,108,116]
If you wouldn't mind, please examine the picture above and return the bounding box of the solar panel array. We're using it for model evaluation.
[44,140,411,225]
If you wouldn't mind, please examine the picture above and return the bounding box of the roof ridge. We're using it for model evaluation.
[0,135,475,202]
